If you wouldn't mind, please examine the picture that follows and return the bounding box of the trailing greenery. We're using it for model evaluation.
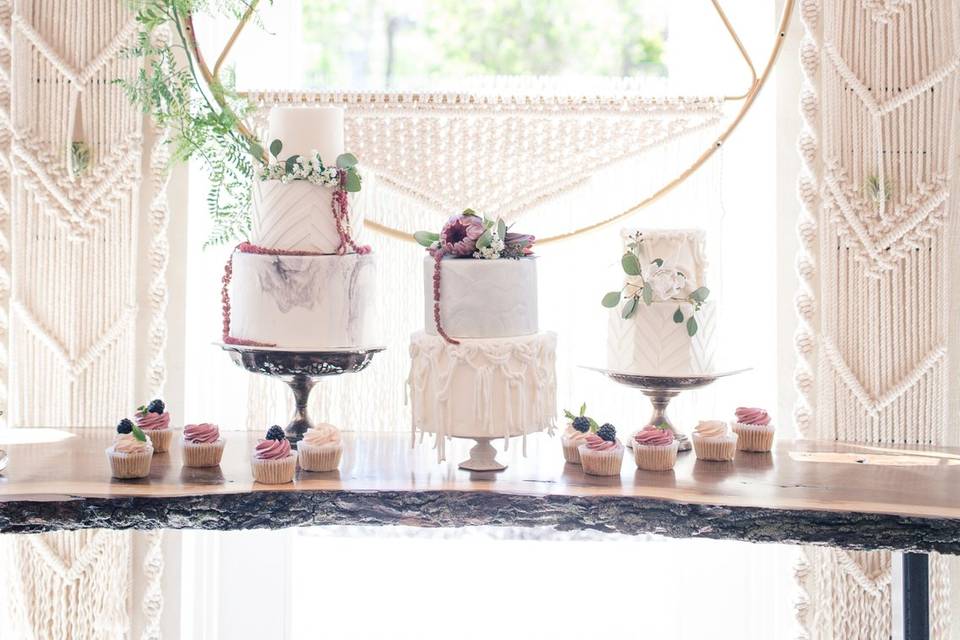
[118,0,268,246]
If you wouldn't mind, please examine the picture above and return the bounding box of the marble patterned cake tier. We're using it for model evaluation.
[228,252,376,348]
[607,300,717,375]
[408,331,557,459]
[424,256,538,338]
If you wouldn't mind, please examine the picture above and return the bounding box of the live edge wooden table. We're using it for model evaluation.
[1,429,958,639]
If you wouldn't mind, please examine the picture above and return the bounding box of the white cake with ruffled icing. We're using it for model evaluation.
[223,106,376,348]
[409,237,556,460]
[606,229,716,375]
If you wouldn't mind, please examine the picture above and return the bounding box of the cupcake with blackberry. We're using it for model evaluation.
[182,423,225,468]
[561,404,597,464]
[578,423,624,476]
[135,398,172,453]
[251,425,297,484]
[731,407,774,452]
[633,425,679,471]
[692,420,738,461]
[106,418,154,479]
[299,423,342,472]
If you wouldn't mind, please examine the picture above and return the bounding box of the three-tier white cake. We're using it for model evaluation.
[223,106,376,349]
[408,249,557,462]
[607,229,717,375]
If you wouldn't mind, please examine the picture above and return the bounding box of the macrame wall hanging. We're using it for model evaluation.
[794,0,957,637]
[2,0,167,637]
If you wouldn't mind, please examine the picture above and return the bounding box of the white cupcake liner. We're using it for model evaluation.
[633,440,679,471]
[106,447,153,479]
[182,439,225,467]
[692,433,738,461]
[731,422,775,452]
[251,454,297,484]
[298,442,342,472]
[577,444,624,476]
[562,438,584,464]
[144,429,173,453]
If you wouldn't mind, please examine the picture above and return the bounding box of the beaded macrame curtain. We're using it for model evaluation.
[794,0,957,637]
[1,0,168,637]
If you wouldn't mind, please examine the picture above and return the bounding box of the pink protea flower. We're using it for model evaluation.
[505,231,536,256]
[440,214,485,256]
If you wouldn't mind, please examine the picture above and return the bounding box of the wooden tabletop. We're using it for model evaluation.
[0,428,958,553]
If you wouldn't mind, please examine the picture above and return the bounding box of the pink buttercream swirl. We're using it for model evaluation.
[634,426,675,447]
[584,433,618,451]
[735,407,771,426]
[136,410,170,431]
[183,423,220,444]
[254,438,291,460]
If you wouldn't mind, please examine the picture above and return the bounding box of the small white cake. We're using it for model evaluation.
[423,257,538,339]
[606,229,717,375]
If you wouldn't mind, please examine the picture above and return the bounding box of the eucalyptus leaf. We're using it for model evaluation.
[284,154,300,174]
[673,307,684,323]
[497,219,507,240]
[476,229,493,249]
[269,139,282,158]
[642,286,653,305]
[690,286,711,303]
[687,316,698,337]
[621,252,642,276]
[622,296,639,319]
[336,152,358,169]
[414,231,440,247]
[344,169,362,192]
[601,291,622,308]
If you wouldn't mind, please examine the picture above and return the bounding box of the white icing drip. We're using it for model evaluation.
[408,331,557,462]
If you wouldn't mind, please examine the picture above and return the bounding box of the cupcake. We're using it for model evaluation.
[692,420,738,461]
[731,407,775,452]
[299,423,342,472]
[578,423,624,476]
[135,399,172,453]
[251,425,297,484]
[561,404,596,464]
[106,419,154,479]
[633,425,679,471]
[182,423,225,467]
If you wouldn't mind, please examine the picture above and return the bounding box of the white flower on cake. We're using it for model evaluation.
[641,262,687,301]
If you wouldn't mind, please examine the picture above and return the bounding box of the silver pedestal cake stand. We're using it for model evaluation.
[582,367,749,451]
[220,344,385,444]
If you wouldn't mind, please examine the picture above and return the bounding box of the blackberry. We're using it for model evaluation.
[265,425,286,441]
[146,399,166,414]
[597,423,617,442]
[571,416,590,433]
[116,418,134,434]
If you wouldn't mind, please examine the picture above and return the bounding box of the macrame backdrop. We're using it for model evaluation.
[795,0,956,637]
[1,1,168,638]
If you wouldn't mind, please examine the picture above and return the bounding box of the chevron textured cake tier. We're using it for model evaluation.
[409,331,557,440]
[227,250,376,349]
[604,228,716,375]
[251,180,365,253]
[423,256,538,339]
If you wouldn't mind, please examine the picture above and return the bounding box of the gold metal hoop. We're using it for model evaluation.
[182,0,795,245]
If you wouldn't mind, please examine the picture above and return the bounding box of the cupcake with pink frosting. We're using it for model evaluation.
[135,399,172,453]
[561,404,596,464]
[182,423,225,468]
[632,425,679,471]
[106,419,154,479]
[251,425,297,484]
[692,420,738,461]
[731,407,774,452]
[298,423,342,472]
[577,423,624,476]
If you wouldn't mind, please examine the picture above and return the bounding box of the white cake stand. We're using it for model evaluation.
[455,437,507,471]
[581,366,750,451]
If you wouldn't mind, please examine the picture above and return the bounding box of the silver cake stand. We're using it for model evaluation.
[581,367,750,451]
[220,344,385,443]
